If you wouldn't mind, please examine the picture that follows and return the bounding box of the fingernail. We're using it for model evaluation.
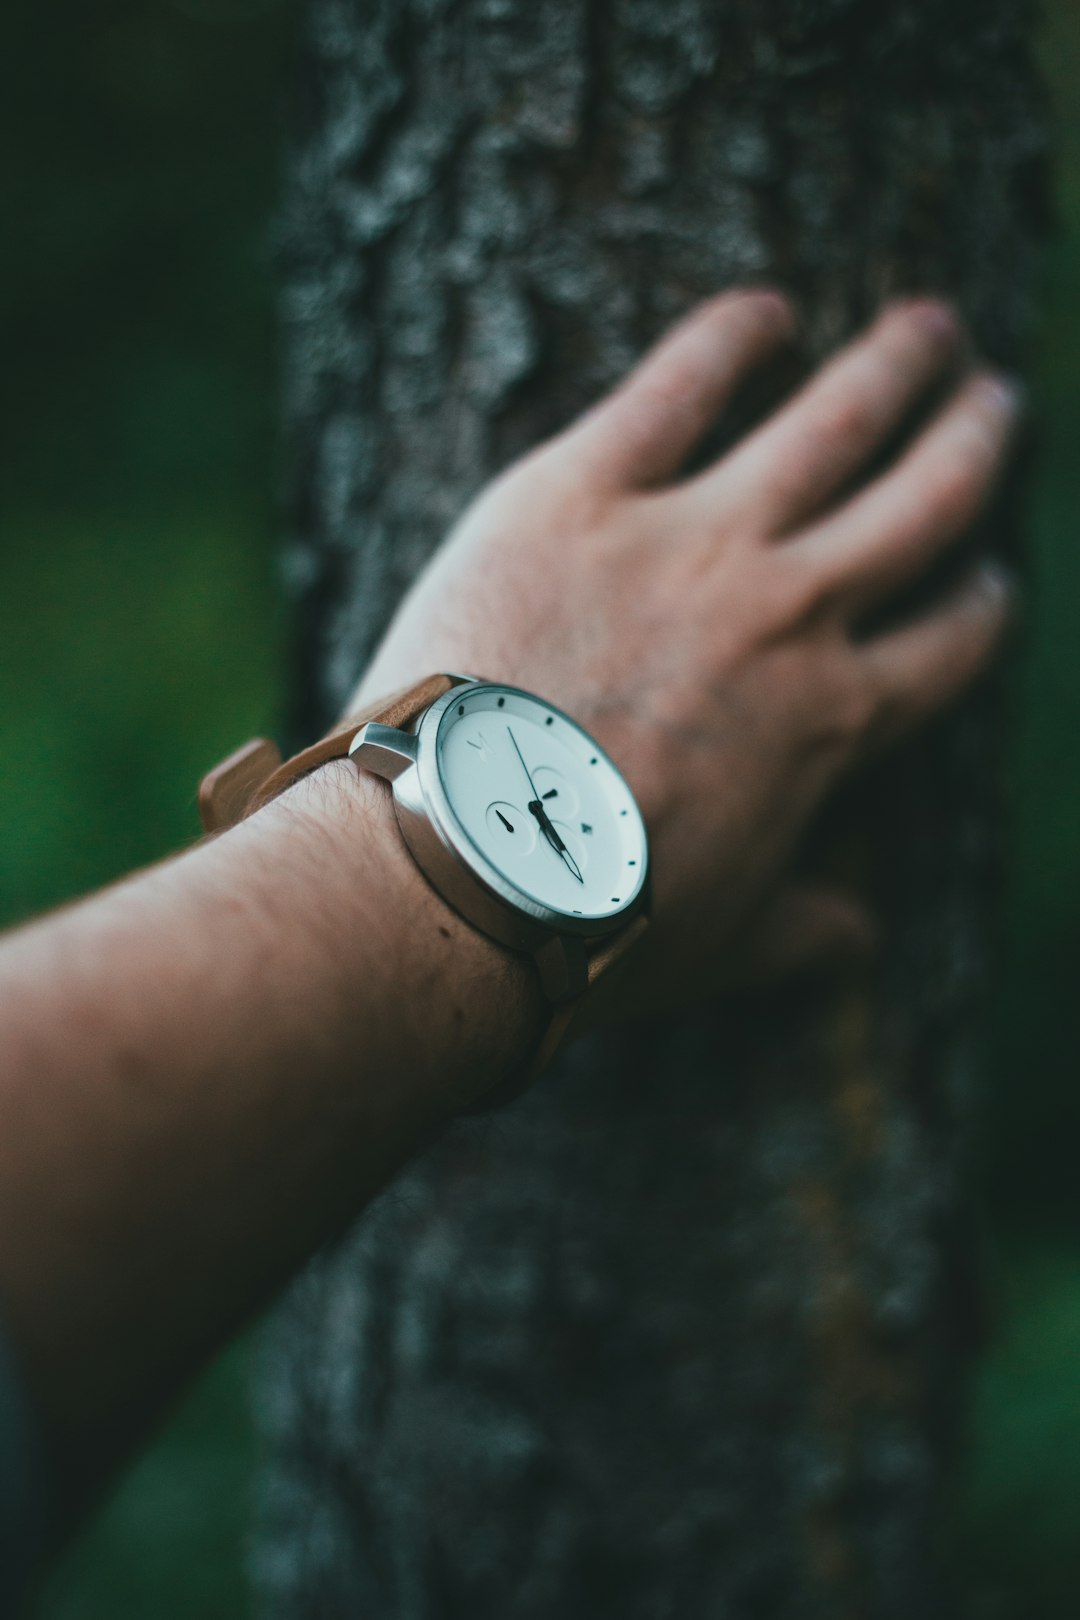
[746,286,798,328]
[893,297,959,344]
[975,558,1016,605]
[981,371,1026,417]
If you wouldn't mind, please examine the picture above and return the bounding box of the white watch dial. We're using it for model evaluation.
[435,686,648,923]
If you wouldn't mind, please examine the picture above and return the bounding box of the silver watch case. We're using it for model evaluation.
[348,678,649,1002]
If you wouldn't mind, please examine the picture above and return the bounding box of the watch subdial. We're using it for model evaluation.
[531,766,579,821]
[485,800,536,858]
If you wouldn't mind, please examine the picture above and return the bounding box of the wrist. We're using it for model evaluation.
[255,757,548,1112]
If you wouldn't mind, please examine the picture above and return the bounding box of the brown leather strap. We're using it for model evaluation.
[472,911,649,1111]
[245,673,456,819]
[526,913,649,1078]
[198,673,456,834]
[198,738,284,836]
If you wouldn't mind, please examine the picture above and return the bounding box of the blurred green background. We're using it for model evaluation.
[1,3,1078,1616]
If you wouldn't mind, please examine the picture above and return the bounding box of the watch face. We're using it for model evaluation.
[432,685,648,924]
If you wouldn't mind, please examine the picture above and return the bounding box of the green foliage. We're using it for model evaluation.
[948,12,1080,1615]
[960,1244,1080,1619]
[0,4,295,1614]
[983,0,1080,1224]
[0,1,1077,1615]
[0,504,281,924]
[35,1346,255,1620]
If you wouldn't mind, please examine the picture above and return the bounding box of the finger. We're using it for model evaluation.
[568,289,796,489]
[689,298,962,533]
[796,372,1020,619]
[861,560,1015,750]
[724,882,879,986]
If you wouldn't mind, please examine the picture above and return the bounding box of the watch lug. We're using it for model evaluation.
[534,935,588,1002]
[349,722,419,781]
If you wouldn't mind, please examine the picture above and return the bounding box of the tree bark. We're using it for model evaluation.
[253,2,1047,1615]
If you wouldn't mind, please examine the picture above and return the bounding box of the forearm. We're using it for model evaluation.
[0,760,542,1496]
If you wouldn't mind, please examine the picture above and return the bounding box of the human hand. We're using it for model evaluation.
[349,291,1018,1009]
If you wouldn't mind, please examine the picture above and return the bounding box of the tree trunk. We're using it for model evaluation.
[253,2,1047,1615]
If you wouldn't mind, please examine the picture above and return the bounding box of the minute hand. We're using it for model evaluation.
[527,799,584,884]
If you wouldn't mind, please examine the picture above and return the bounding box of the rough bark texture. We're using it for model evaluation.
[254,3,1047,1616]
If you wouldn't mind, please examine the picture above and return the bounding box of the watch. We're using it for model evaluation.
[198,673,650,1097]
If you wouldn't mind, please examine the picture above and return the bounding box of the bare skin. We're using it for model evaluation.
[0,767,544,1510]
[0,293,1016,1537]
